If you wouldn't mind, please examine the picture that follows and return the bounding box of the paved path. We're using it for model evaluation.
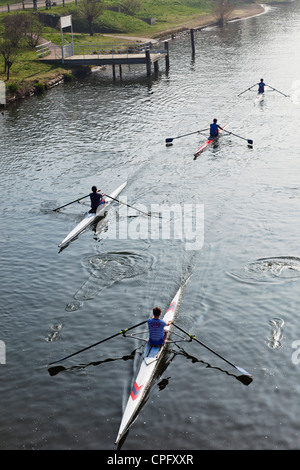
[102,34,158,45]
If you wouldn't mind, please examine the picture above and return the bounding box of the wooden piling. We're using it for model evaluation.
[146,50,151,77]
[164,41,169,68]
[190,29,195,55]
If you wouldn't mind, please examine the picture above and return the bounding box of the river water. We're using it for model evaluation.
[1,2,300,452]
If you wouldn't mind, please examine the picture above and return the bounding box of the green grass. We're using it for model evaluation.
[0,0,258,94]
[0,48,69,83]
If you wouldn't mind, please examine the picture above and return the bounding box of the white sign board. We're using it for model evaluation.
[60,15,72,29]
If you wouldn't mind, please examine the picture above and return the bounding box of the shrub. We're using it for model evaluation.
[63,72,74,82]
[34,82,45,94]
[7,82,18,94]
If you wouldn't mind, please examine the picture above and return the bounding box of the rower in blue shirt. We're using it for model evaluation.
[210,118,223,138]
[89,186,105,213]
[258,79,266,94]
[147,307,173,346]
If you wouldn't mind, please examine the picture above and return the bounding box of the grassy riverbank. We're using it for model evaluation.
[0,0,278,104]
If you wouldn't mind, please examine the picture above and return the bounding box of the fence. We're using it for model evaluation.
[36,40,52,57]
[72,42,152,58]
[0,0,77,13]
[36,41,154,60]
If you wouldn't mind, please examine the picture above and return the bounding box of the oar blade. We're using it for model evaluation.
[235,365,252,377]
[165,138,173,143]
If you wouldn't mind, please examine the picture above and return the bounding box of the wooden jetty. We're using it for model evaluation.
[37,40,170,78]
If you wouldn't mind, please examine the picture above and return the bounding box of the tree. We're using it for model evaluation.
[78,0,105,36]
[23,14,44,48]
[0,39,18,80]
[3,13,28,47]
[211,0,234,26]
[0,13,44,80]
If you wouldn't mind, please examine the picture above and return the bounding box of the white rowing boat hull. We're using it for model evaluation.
[255,92,265,103]
[115,286,182,445]
[58,181,127,248]
[194,124,227,158]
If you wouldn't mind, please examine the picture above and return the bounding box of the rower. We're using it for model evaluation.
[147,307,173,346]
[258,79,266,94]
[210,118,223,138]
[89,186,105,213]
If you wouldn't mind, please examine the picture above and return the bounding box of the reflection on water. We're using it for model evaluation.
[48,347,138,377]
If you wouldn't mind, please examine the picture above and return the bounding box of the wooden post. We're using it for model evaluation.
[119,64,122,79]
[190,29,195,55]
[146,50,151,77]
[154,60,159,73]
[164,41,169,68]
[112,64,116,80]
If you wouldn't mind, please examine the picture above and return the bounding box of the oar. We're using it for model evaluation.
[48,320,148,365]
[266,84,289,97]
[166,128,209,144]
[222,128,253,146]
[52,194,90,211]
[103,193,151,217]
[173,324,252,384]
[237,84,257,96]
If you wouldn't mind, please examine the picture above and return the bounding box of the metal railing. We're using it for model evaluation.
[36,40,52,57]
[0,0,77,13]
[36,41,167,61]
[72,42,152,58]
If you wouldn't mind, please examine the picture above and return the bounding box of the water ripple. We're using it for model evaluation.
[228,257,300,284]
[70,250,155,303]
[45,323,63,342]
[267,318,284,349]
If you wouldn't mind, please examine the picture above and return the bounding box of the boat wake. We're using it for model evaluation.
[228,256,300,284]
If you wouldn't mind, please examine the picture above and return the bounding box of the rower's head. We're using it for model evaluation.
[213,118,217,123]
[260,78,264,82]
[153,307,161,318]
[92,186,97,193]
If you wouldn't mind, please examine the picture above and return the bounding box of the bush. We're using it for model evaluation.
[63,72,74,82]
[34,82,45,94]
[7,82,18,94]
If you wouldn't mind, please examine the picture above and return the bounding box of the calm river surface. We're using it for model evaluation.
[1,2,300,452]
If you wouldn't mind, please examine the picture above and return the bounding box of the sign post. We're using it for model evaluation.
[60,15,73,63]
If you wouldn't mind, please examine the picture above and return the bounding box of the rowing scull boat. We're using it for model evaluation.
[58,181,127,249]
[193,124,228,158]
[115,286,182,445]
